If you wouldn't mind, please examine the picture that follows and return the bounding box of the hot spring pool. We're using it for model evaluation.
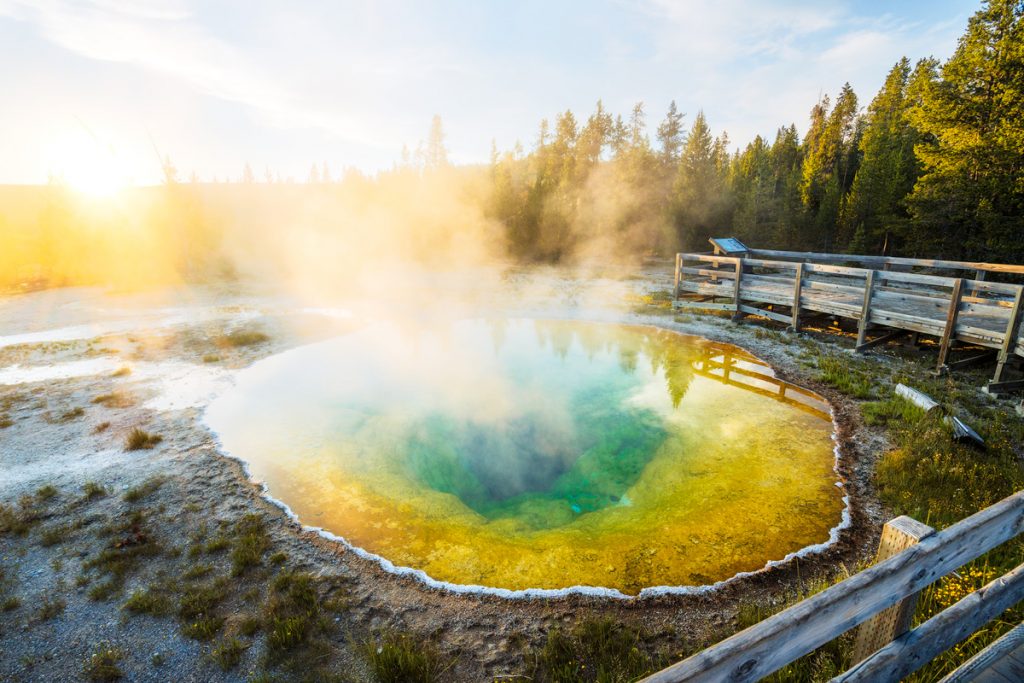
[205,319,845,596]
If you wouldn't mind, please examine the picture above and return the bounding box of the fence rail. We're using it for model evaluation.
[640,491,1024,683]
[673,249,1024,391]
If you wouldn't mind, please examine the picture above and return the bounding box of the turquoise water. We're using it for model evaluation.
[205,319,842,593]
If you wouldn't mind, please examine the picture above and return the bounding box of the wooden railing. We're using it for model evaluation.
[640,491,1024,683]
[673,252,1024,391]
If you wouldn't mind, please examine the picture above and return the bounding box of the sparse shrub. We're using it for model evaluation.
[210,636,248,670]
[124,476,165,502]
[35,484,58,501]
[92,391,135,408]
[182,563,213,580]
[0,496,39,535]
[85,645,124,681]
[362,631,444,683]
[222,330,270,347]
[40,523,71,547]
[183,615,225,641]
[83,481,108,500]
[125,428,162,451]
[231,514,270,575]
[60,406,85,421]
[37,596,66,621]
[124,587,172,616]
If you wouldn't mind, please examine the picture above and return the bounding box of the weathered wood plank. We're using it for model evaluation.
[856,270,877,350]
[746,249,1024,276]
[938,622,1024,683]
[851,517,935,663]
[835,562,1024,682]
[737,304,792,325]
[672,301,738,312]
[993,287,1024,384]
[639,490,1024,683]
[732,259,744,321]
[791,262,804,332]
[937,278,966,371]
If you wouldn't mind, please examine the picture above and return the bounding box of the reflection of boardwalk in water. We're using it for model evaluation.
[692,343,831,422]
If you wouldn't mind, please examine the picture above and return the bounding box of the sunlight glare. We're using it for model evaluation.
[47,132,130,197]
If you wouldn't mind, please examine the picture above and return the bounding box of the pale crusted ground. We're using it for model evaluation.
[0,264,884,682]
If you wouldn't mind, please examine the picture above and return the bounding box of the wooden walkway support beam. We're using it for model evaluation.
[992,286,1024,384]
[937,278,965,372]
[790,262,804,332]
[855,270,877,351]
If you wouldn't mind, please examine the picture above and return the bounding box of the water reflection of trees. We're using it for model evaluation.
[526,320,829,419]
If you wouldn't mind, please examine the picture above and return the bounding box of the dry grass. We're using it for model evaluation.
[125,428,162,451]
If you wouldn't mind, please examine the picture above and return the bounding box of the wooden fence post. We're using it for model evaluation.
[991,286,1023,384]
[732,259,745,321]
[936,278,965,373]
[855,270,877,351]
[674,253,682,300]
[851,516,935,664]
[790,262,804,332]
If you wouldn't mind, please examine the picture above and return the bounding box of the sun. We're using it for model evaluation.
[48,132,130,197]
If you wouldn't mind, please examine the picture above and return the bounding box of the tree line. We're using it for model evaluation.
[484,0,1024,264]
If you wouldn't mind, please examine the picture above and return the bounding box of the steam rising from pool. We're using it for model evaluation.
[205,319,844,595]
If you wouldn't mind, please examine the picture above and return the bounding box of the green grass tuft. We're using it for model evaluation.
[528,618,658,683]
[362,631,445,683]
[230,514,270,575]
[125,428,163,451]
[210,636,248,670]
[85,645,124,681]
[124,476,165,502]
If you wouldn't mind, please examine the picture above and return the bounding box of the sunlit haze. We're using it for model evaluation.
[1,0,974,184]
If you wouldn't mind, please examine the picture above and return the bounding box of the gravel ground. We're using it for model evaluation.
[0,263,886,681]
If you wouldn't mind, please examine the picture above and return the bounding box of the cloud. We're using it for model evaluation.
[2,0,387,147]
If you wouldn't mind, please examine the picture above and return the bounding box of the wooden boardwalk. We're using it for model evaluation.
[640,491,1024,683]
[673,247,1024,391]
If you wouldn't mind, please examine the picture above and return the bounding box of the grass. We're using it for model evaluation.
[221,329,270,347]
[527,618,659,683]
[37,595,66,621]
[210,637,248,670]
[202,354,221,363]
[93,421,111,433]
[860,397,927,427]
[60,406,86,421]
[124,476,164,502]
[83,512,161,600]
[40,523,73,547]
[85,645,124,681]
[92,391,135,408]
[83,481,108,499]
[231,514,270,575]
[362,631,445,683]
[35,484,58,500]
[814,351,874,399]
[0,495,41,536]
[2,596,21,611]
[123,586,173,616]
[111,366,131,377]
[125,427,162,451]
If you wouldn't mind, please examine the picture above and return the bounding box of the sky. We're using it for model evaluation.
[0,0,979,185]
